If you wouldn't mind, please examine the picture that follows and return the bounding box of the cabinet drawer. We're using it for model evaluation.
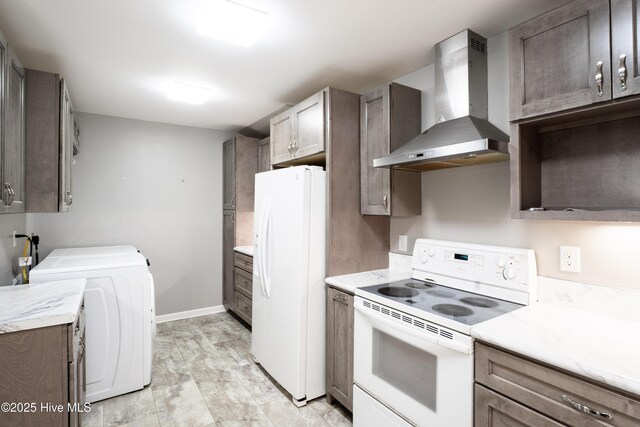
[475,384,563,427]
[234,267,252,298]
[476,342,640,426]
[234,252,253,273]
[234,292,252,325]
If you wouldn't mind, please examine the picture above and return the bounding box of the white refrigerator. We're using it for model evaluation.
[252,165,326,406]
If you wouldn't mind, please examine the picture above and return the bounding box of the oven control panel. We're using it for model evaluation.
[412,239,537,303]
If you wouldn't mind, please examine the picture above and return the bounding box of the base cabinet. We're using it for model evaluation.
[475,384,563,427]
[326,286,354,411]
[223,210,236,310]
[233,251,253,325]
[475,342,640,427]
[0,302,85,426]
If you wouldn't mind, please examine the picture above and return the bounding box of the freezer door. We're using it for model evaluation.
[252,167,322,400]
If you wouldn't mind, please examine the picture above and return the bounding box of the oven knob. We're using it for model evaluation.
[428,249,435,257]
[503,267,517,280]
[497,257,507,268]
[420,255,428,264]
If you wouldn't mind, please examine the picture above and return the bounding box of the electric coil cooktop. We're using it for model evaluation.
[359,279,524,327]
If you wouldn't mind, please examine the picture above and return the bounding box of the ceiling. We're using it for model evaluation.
[0,0,570,132]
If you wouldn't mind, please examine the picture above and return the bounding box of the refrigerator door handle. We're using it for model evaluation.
[262,202,272,298]
[256,198,269,297]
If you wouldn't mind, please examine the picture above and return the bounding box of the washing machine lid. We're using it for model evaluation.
[31,252,147,275]
[48,245,138,258]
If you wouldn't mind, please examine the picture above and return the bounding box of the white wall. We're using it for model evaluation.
[27,113,233,315]
[390,32,640,291]
[0,214,26,284]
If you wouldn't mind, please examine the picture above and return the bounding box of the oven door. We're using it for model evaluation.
[353,300,473,427]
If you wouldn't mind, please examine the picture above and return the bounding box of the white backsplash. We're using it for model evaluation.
[537,276,640,323]
[389,252,412,272]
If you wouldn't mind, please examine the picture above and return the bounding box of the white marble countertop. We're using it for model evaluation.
[325,269,413,294]
[234,246,253,257]
[0,279,86,334]
[471,300,640,396]
[325,252,413,293]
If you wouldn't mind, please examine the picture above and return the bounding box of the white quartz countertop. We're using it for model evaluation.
[0,279,86,334]
[234,246,253,257]
[471,302,640,396]
[325,269,413,294]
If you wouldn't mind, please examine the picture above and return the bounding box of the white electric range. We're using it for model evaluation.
[353,239,537,427]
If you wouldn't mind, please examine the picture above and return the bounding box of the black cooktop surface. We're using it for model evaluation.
[360,279,524,326]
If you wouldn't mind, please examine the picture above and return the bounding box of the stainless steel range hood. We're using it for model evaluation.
[374,30,509,171]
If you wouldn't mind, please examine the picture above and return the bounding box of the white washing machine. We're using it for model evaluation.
[30,250,155,402]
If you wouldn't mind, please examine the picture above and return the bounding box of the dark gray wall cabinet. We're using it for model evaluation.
[270,90,325,167]
[25,70,78,212]
[360,83,422,216]
[326,286,354,411]
[510,0,640,221]
[273,87,391,276]
[257,136,270,173]
[510,0,640,121]
[1,31,26,214]
[611,0,640,98]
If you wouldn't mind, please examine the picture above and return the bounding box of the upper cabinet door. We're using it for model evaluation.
[222,138,236,210]
[270,108,293,165]
[2,48,25,213]
[292,90,325,159]
[509,0,611,121]
[59,79,74,212]
[257,137,270,173]
[360,85,391,216]
[611,0,640,98]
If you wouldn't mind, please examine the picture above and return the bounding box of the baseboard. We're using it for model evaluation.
[156,305,226,324]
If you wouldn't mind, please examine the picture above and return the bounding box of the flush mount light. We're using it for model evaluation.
[166,82,212,105]
[198,0,268,47]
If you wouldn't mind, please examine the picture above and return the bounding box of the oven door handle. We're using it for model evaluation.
[355,304,472,355]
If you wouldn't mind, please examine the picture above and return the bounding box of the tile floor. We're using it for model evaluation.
[83,312,352,427]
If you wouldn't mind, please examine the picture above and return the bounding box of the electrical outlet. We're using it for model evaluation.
[398,235,408,252]
[560,246,581,273]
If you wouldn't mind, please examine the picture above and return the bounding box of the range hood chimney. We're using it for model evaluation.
[373,29,509,171]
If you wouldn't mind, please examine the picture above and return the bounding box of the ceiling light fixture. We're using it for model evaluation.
[166,82,212,105]
[198,0,268,47]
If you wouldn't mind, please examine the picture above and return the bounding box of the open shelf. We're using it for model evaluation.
[511,98,640,222]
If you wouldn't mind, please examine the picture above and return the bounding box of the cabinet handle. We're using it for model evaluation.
[595,61,604,97]
[231,197,235,206]
[383,193,388,212]
[231,212,235,223]
[334,293,348,302]
[292,139,298,156]
[619,54,628,92]
[560,395,613,421]
[67,191,73,206]
[288,140,294,157]
[3,183,14,208]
